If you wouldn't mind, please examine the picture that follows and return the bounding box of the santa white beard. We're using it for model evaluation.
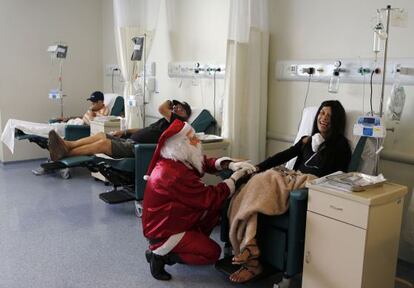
[161,137,204,174]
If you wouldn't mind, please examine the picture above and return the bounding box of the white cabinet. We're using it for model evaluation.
[302,183,407,288]
[90,118,121,135]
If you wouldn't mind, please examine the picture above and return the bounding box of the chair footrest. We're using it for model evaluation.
[99,189,136,204]
[40,161,66,171]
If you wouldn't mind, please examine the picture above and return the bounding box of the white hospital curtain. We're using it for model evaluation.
[113,0,161,129]
[222,0,269,164]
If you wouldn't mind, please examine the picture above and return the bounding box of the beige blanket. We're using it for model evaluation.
[228,168,316,255]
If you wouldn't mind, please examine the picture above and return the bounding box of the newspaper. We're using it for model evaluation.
[308,171,386,192]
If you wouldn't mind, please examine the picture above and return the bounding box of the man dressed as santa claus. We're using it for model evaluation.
[142,119,255,281]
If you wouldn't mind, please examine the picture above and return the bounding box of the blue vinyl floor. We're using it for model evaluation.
[0,160,413,288]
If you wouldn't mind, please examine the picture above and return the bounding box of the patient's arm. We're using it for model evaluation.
[111,128,139,138]
[158,100,173,121]
[256,136,308,172]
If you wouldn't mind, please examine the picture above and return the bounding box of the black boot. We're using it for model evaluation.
[145,250,172,281]
[163,252,183,265]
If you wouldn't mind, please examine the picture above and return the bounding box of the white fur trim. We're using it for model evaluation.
[168,122,193,143]
[215,157,233,170]
[152,232,185,256]
[143,175,149,180]
[223,178,235,197]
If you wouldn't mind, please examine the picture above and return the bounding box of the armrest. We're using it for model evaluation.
[289,188,309,201]
[286,188,309,276]
[64,125,90,141]
[134,143,157,200]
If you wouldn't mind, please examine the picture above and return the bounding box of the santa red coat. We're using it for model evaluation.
[142,156,230,242]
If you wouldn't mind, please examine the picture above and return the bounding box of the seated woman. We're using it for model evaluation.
[228,100,352,283]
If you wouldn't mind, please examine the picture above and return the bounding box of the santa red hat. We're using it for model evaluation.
[144,119,193,180]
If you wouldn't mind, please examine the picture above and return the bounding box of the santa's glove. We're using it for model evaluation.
[224,168,252,196]
[228,161,257,174]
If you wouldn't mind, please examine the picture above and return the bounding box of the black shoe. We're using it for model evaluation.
[164,252,183,266]
[145,250,172,281]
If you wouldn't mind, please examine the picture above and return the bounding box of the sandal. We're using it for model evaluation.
[229,259,263,283]
[232,239,260,265]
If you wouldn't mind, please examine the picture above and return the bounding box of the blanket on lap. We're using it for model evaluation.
[228,167,316,255]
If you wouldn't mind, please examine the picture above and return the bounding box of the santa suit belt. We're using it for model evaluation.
[148,237,168,245]
[150,232,185,256]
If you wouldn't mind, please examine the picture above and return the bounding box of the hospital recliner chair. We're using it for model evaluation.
[16,95,125,178]
[51,94,125,140]
[22,94,124,144]
[39,109,217,208]
[215,108,367,288]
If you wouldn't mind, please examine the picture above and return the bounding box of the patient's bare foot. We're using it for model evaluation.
[229,259,263,283]
[48,130,69,161]
[232,238,260,264]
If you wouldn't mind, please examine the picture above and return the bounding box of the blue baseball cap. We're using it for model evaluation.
[87,91,104,102]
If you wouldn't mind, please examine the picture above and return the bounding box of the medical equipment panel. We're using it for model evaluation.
[353,115,386,138]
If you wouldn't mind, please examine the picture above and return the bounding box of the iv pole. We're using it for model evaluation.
[142,33,147,127]
[58,60,64,118]
[379,5,392,117]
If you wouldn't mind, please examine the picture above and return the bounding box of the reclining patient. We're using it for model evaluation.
[0,91,109,153]
[227,100,352,283]
[61,91,110,125]
[48,100,192,161]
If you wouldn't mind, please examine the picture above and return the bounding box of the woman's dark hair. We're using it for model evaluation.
[311,100,346,142]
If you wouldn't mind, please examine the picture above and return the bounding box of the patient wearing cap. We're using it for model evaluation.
[47,100,192,161]
[56,91,110,125]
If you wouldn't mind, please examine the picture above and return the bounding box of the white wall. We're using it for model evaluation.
[102,0,122,94]
[268,0,414,262]
[0,0,103,162]
[102,0,230,125]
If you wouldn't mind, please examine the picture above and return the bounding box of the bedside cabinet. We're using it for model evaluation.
[90,118,121,135]
[302,182,407,288]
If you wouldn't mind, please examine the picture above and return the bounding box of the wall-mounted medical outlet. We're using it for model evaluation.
[146,62,156,77]
[275,58,414,85]
[168,62,225,79]
[394,64,414,76]
[290,65,298,75]
[139,62,156,77]
[301,67,315,75]
[105,64,121,76]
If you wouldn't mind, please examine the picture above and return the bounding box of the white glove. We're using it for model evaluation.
[224,168,252,196]
[230,168,250,182]
[228,161,257,174]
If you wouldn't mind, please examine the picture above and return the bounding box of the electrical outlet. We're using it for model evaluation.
[105,64,120,76]
[290,65,298,75]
